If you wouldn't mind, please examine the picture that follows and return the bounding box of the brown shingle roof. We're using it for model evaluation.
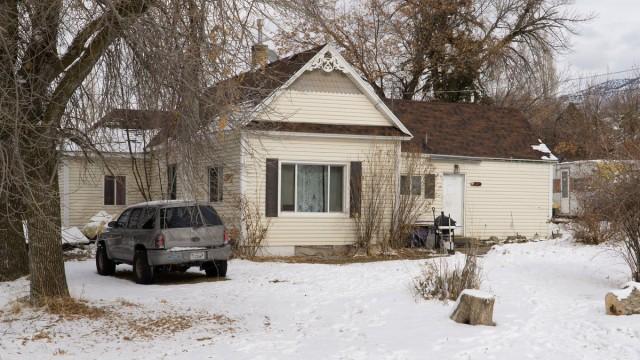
[201,45,325,118]
[95,109,178,130]
[385,100,544,160]
[246,121,408,137]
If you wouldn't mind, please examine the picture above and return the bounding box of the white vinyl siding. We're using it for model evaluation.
[413,156,553,239]
[258,70,394,127]
[58,156,150,227]
[243,133,398,247]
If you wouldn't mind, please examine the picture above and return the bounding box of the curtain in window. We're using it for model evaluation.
[296,165,326,212]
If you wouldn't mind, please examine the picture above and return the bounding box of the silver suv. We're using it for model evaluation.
[96,200,231,284]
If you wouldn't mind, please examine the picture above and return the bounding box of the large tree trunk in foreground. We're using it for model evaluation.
[450,289,496,326]
[26,164,69,302]
[0,210,29,282]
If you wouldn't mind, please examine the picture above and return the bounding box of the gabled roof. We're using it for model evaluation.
[251,44,412,137]
[385,99,549,161]
[201,45,325,116]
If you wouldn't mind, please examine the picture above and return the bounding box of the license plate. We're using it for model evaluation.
[190,252,206,260]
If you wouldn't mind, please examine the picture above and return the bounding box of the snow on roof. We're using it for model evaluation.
[532,139,558,161]
[63,126,159,154]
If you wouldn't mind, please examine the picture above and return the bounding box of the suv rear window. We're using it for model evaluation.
[160,206,222,229]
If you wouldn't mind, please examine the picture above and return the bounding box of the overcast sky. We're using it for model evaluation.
[558,0,640,79]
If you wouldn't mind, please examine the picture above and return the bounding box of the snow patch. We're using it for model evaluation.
[611,282,640,301]
[62,226,90,245]
[459,288,495,300]
[532,139,558,161]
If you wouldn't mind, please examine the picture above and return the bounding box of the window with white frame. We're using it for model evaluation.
[104,175,126,205]
[280,163,345,213]
[209,166,223,202]
[400,175,421,196]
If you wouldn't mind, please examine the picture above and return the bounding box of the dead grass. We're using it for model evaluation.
[3,295,238,346]
[41,296,109,320]
[253,248,443,264]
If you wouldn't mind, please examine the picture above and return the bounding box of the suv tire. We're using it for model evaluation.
[204,260,227,278]
[96,242,116,276]
[133,250,155,284]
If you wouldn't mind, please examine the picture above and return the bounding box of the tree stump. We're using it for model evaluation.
[605,282,640,315]
[450,289,496,326]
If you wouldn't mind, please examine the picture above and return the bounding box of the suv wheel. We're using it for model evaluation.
[133,250,155,284]
[204,260,227,278]
[96,243,116,276]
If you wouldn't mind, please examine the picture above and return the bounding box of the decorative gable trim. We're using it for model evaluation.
[254,44,413,138]
[307,51,348,73]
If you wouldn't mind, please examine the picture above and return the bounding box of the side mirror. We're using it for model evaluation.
[108,221,118,228]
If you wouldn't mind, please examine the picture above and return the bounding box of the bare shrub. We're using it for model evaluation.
[386,151,434,250]
[234,196,270,259]
[581,162,640,281]
[353,148,394,255]
[413,243,482,301]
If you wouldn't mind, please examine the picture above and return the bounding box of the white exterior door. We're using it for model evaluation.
[560,170,570,215]
[443,174,464,234]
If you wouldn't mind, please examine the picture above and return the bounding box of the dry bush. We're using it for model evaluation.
[413,243,482,301]
[386,151,433,250]
[573,212,612,245]
[234,196,270,258]
[353,148,394,254]
[581,162,640,281]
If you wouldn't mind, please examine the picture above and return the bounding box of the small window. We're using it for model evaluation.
[424,174,436,199]
[400,175,421,196]
[167,164,177,200]
[209,167,223,202]
[116,208,132,228]
[561,171,569,198]
[104,175,126,205]
[139,207,157,229]
[127,208,143,229]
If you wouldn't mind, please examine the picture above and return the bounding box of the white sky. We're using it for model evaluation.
[558,0,640,78]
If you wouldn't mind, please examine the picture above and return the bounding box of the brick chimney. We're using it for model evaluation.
[251,19,268,68]
[251,44,269,68]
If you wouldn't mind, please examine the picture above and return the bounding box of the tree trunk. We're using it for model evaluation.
[26,174,69,302]
[0,210,29,282]
[450,290,496,326]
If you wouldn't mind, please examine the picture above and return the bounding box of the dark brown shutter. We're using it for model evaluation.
[104,176,114,205]
[424,174,436,199]
[265,158,279,217]
[350,161,362,217]
[553,179,561,193]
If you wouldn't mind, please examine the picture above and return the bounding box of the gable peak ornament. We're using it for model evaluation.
[308,51,347,73]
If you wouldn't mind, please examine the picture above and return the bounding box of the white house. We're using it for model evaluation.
[59,44,557,255]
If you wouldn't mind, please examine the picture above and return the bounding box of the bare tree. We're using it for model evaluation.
[272,0,585,101]
[0,0,265,302]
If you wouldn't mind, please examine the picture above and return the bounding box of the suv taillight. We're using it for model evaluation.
[155,234,165,249]
[224,229,230,245]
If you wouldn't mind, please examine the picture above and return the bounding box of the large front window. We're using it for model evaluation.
[280,163,345,213]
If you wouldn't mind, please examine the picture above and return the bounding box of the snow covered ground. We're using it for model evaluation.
[1,236,639,360]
